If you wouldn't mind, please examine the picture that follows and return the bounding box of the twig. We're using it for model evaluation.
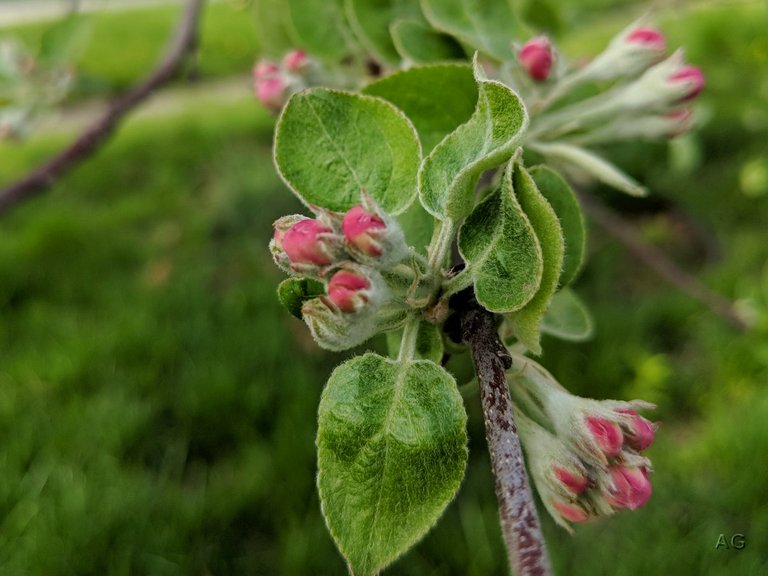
[455,289,552,576]
[577,189,748,331]
[0,0,207,216]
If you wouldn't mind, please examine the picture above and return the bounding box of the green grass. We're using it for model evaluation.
[1,1,768,575]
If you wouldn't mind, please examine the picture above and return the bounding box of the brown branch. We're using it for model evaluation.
[455,290,552,576]
[0,0,207,216]
[577,189,749,332]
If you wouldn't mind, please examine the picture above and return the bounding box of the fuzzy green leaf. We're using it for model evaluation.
[277,278,325,319]
[420,0,522,60]
[390,19,466,65]
[418,57,528,220]
[285,0,355,60]
[385,321,444,363]
[275,89,421,214]
[458,156,543,313]
[344,0,422,65]
[363,63,477,153]
[318,353,467,576]
[529,165,586,286]
[505,163,564,354]
[541,288,594,341]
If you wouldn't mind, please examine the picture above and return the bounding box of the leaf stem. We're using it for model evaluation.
[427,218,456,275]
[454,289,552,576]
[398,315,420,362]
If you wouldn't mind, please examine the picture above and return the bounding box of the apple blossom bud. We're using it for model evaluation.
[668,65,705,102]
[342,205,386,256]
[253,60,280,80]
[282,219,334,266]
[552,500,590,523]
[585,416,624,458]
[283,50,308,73]
[518,36,554,81]
[617,409,655,451]
[580,21,669,82]
[255,76,287,112]
[607,466,652,510]
[554,466,589,495]
[625,27,666,55]
[327,270,371,313]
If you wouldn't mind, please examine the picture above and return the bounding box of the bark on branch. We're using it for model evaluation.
[455,290,552,576]
[0,0,207,216]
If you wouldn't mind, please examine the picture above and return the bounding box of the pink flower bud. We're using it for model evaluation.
[552,501,590,523]
[342,205,386,256]
[668,66,705,102]
[255,76,287,112]
[617,409,655,451]
[585,416,624,458]
[282,219,334,266]
[327,270,371,313]
[253,60,280,80]
[607,466,652,510]
[626,27,666,55]
[518,36,553,82]
[554,466,589,495]
[282,50,308,73]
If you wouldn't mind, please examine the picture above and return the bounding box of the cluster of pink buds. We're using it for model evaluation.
[252,49,311,113]
[517,36,555,82]
[511,357,656,530]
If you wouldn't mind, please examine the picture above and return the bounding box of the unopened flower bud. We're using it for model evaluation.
[327,270,371,313]
[342,204,386,256]
[283,50,308,73]
[668,65,705,102]
[282,219,335,266]
[617,409,655,451]
[606,466,652,510]
[554,465,589,495]
[617,51,705,112]
[518,36,554,81]
[580,21,667,81]
[552,500,591,523]
[625,27,666,55]
[253,60,280,80]
[255,76,288,112]
[585,416,624,458]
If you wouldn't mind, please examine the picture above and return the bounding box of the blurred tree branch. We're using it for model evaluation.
[0,0,207,216]
[577,189,749,331]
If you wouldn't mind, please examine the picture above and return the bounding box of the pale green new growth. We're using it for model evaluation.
[285,0,354,59]
[458,156,543,313]
[317,353,467,576]
[540,287,594,341]
[274,89,422,214]
[505,163,565,355]
[420,0,522,61]
[390,20,466,65]
[418,57,528,220]
[345,0,421,65]
[529,165,586,286]
[363,64,477,153]
[532,142,648,197]
[386,321,445,363]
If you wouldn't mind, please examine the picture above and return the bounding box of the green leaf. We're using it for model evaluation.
[529,165,586,286]
[532,142,648,197]
[318,353,467,576]
[277,277,325,319]
[285,0,355,60]
[362,63,477,153]
[395,198,434,254]
[390,19,466,65]
[385,321,444,362]
[38,15,92,66]
[344,0,422,65]
[275,89,421,214]
[418,57,528,220]
[420,0,522,60]
[458,156,543,313]
[540,287,594,341]
[505,163,564,355]
[520,0,562,35]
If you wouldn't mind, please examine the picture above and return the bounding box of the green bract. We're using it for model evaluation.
[418,57,527,221]
[277,277,325,319]
[274,89,422,214]
[458,155,543,313]
[317,353,467,576]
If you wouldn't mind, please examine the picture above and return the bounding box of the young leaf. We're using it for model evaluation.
[362,63,477,153]
[385,321,445,363]
[318,353,467,576]
[458,156,543,313]
[344,0,422,65]
[532,142,648,197]
[285,0,355,60]
[390,19,466,65]
[529,165,586,286]
[275,89,421,214]
[420,0,523,61]
[540,287,594,341]
[505,163,564,355]
[419,57,528,220]
[277,277,325,319]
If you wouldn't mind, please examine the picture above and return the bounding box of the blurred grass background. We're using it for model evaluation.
[1,0,767,574]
